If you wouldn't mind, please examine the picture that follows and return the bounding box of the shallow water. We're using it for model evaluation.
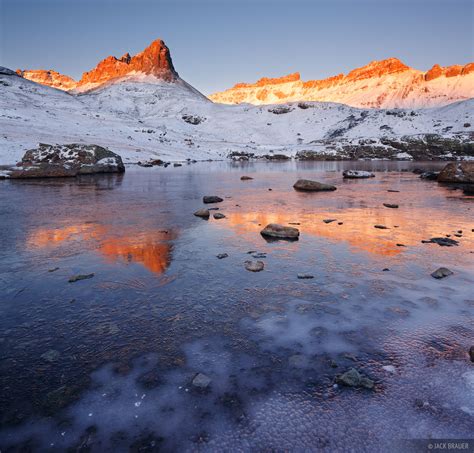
[0,161,473,452]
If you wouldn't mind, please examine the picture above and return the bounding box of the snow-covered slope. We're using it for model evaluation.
[210,59,474,109]
[0,66,472,165]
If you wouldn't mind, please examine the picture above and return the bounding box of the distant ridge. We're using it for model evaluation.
[209,58,474,109]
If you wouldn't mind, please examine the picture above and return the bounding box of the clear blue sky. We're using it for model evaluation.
[0,0,472,94]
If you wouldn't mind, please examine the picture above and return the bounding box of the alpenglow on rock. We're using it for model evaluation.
[17,39,179,92]
[9,144,125,178]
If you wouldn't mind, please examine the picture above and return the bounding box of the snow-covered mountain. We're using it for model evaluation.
[1,40,473,165]
[209,59,474,109]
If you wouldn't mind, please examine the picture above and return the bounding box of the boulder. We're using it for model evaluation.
[293,179,336,192]
[203,195,223,204]
[431,267,453,279]
[438,162,474,183]
[9,144,125,179]
[261,223,300,240]
[194,209,210,219]
[245,260,264,272]
[342,170,375,179]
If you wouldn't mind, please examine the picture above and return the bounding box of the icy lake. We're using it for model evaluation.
[0,160,473,451]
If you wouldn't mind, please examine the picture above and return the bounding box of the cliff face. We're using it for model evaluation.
[77,39,178,89]
[15,69,77,91]
[210,59,474,109]
[17,39,178,92]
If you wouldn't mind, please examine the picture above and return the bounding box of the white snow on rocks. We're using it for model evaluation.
[0,70,472,165]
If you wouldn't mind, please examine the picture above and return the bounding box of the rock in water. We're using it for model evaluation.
[431,267,453,279]
[469,346,474,363]
[245,260,264,272]
[342,170,375,179]
[438,161,474,183]
[425,237,459,247]
[203,195,224,204]
[192,373,212,390]
[68,273,95,283]
[213,212,226,219]
[323,219,337,224]
[260,223,300,240]
[374,224,389,229]
[383,203,399,208]
[297,274,314,279]
[9,144,125,179]
[420,171,439,180]
[216,253,228,259]
[293,179,337,192]
[240,175,253,180]
[336,368,375,389]
[194,209,210,219]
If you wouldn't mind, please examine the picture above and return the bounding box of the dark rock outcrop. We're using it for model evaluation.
[438,161,474,183]
[9,144,125,179]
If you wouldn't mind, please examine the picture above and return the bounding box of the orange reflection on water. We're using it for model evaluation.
[27,224,174,275]
[215,207,472,257]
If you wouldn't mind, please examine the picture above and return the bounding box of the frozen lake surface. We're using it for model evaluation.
[0,161,473,451]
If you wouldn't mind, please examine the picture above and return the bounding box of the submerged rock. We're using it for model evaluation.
[216,253,228,259]
[293,179,336,192]
[431,267,453,279]
[469,346,474,363]
[383,203,399,208]
[438,161,474,183]
[374,224,389,229]
[245,260,264,272]
[213,212,226,219]
[68,273,95,283]
[260,223,300,240]
[323,219,337,224]
[194,208,210,218]
[342,170,375,179]
[192,373,212,390]
[9,143,125,179]
[203,195,223,204]
[297,273,314,279]
[336,368,374,389]
[240,175,253,180]
[40,349,60,362]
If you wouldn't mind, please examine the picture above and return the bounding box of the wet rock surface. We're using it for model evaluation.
[431,267,454,279]
[203,195,224,204]
[194,208,210,218]
[260,223,300,240]
[293,179,337,192]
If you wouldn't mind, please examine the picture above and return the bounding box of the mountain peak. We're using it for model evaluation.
[78,38,178,88]
[345,58,411,82]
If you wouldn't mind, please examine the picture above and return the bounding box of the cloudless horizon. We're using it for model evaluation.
[0,0,472,94]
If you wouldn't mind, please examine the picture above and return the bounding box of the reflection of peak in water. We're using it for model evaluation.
[99,233,173,275]
[27,224,175,275]
[217,209,472,257]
